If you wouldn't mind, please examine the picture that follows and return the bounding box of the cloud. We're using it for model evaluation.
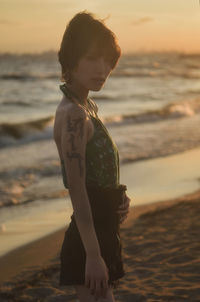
[131,16,154,26]
[0,19,20,25]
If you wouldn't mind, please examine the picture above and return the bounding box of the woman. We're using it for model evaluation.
[53,11,131,302]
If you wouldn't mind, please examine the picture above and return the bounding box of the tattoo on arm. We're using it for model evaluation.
[68,134,75,151]
[67,116,84,139]
[65,114,86,177]
[66,152,84,177]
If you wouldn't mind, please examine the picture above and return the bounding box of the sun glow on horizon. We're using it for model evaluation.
[0,0,200,54]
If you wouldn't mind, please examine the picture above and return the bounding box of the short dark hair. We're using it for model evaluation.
[58,10,121,83]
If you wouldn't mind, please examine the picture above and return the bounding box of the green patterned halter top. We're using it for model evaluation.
[59,84,120,189]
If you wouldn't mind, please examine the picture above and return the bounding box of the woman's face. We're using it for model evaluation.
[71,43,113,91]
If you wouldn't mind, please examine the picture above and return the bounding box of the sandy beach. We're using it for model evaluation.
[0,188,200,302]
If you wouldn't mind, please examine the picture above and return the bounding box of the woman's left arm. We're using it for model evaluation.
[117,192,131,224]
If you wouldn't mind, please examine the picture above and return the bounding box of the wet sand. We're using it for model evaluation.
[0,189,200,301]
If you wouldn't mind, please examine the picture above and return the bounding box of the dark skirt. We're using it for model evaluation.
[59,184,127,289]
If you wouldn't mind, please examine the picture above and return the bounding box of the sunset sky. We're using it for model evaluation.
[0,0,200,54]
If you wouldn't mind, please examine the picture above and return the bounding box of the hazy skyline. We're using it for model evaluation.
[0,0,200,54]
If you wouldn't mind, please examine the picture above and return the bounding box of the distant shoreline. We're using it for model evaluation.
[1,50,200,56]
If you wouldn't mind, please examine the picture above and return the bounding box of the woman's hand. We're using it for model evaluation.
[117,192,131,224]
[85,255,109,300]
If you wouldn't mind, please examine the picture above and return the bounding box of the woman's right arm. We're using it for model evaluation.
[61,104,109,298]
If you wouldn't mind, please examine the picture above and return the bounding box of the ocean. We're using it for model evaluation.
[0,50,200,255]
[1,50,200,207]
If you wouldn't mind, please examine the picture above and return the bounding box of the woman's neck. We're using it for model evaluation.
[65,82,89,106]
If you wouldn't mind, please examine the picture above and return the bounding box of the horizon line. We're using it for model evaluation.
[0,49,200,56]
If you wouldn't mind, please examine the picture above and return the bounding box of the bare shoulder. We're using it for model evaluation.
[60,102,87,127]
[56,96,87,123]
[54,96,87,141]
